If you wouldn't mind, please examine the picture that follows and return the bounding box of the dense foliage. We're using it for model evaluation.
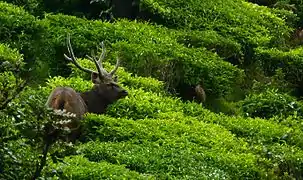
[1,0,303,179]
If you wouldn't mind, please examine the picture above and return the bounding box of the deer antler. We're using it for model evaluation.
[86,40,120,81]
[64,34,120,83]
[64,34,98,75]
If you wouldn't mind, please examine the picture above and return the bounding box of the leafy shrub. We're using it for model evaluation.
[40,13,244,98]
[193,110,303,150]
[268,0,303,27]
[113,41,244,97]
[140,0,294,49]
[255,46,303,93]
[79,114,266,179]
[0,83,92,179]
[0,43,24,71]
[0,72,21,106]
[43,155,154,179]
[240,88,303,119]
[0,44,25,110]
[1,0,44,16]
[0,2,52,78]
[7,69,302,179]
[0,87,49,179]
[79,112,303,179]
[268,144,303,179]
[2,0,108,19]
[43,74,303,149]
[175,30,243,60]
[106,87,184,119]
[0,138,37,180]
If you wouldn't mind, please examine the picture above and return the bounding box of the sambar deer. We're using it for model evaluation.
[46,34,128,141]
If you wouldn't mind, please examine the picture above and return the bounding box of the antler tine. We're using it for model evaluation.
[109,57,120,76]
[87,50,105,79]
[64,34,96,74]
[97,41,106,69]
[94,41,114,77]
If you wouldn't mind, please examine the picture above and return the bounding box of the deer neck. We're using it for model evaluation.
[79,90,109,114]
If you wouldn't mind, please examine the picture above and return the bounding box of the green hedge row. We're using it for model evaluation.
[0,1,244,98]
[0,43,24,71]
[140,0,295,48]
[255,47,303,91]
[0,2,53,78]
[43,15,243,96]
[44,155,154,179]
[0,2,244,98]
[45,67,303,151]
[2,0,107,19]
[175,29,243,60]
[75,112,303,179]
[6,63,302,179]
[79,114,264,179]
[0,43,25,107]
[240,88,303,119]
[39,13,244,97]
[0,42,46,180]
[1,0,44,16]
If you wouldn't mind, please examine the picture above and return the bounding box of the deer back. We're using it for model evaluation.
[46,87,87,119]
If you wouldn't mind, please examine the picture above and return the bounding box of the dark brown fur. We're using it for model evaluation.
[292,27,303,45]
[45,35,128,142]
[46,76,128,142]
[80,81,128,114]
[195,84,206,103]
[46,87,87,118]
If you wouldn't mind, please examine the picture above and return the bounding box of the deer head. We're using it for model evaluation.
[63,34,128,114]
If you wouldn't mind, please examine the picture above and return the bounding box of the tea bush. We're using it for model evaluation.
[0,82,93,179]
[77,112,303,179]
[0,138,38,180]
[79,114,265,179]
[41,73,303,178]
[140,0,294,48]
[40,13,244,98]
[0,43,25,109]
[5,66,302,179]
[112,41,244,97]
[240,88,303,119]
[0,2,52,78]
[1,0,107,19]
[44,155,154,179]
[0,87,48,179]
[44,73,303,149]
[175,29,243,60]
[255,46,303,91]
[0,43,24,71]
[1,0,44,16]
[194,112,303,149]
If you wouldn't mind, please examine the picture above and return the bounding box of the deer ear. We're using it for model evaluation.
[91,72,100,84]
